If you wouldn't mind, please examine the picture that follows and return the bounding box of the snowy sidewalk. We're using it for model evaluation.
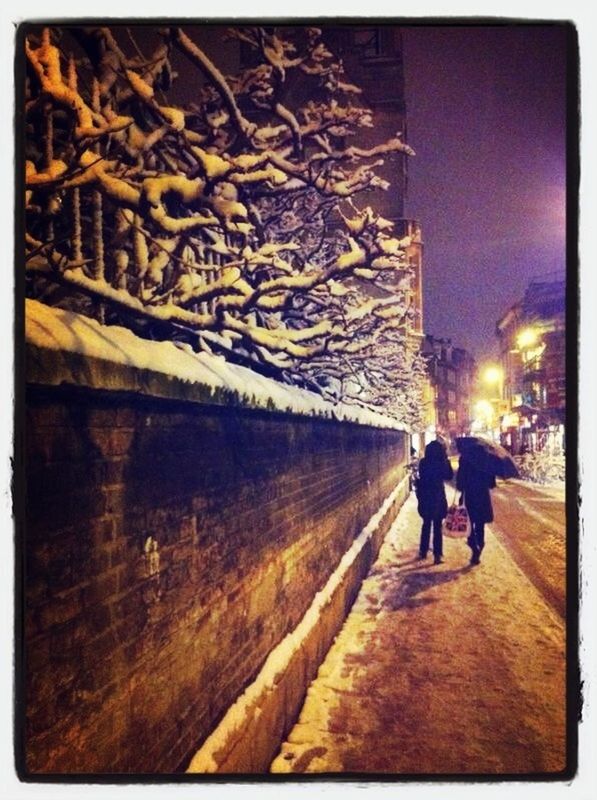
[270,493,566,776]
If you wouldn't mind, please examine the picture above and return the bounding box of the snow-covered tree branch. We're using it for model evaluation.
[24,24,425,425]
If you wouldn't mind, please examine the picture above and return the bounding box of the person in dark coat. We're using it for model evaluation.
[456,443,496,565]
[416,440,454,564]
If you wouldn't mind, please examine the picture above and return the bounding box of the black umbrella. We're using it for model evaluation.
[456,436,520,479]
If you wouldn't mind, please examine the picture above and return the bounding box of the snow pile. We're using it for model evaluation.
[25,299,405,431]
[186,477,406,772]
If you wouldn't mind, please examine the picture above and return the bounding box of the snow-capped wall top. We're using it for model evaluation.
[25,299,406,432]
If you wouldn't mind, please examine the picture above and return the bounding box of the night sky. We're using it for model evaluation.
[401,24,569,361]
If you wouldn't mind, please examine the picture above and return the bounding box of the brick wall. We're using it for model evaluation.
[22,385,407,775]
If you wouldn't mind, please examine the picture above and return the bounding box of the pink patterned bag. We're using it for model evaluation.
[444,492,470,537]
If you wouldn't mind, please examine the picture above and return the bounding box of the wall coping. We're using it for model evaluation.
[25,299,407,432]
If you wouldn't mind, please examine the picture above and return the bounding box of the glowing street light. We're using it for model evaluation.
[481,364,504,402]
[517,327,539,350]
[483,365,504,386]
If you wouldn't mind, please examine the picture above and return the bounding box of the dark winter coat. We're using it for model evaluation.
[416,456,454,520]
[456,454,496,523]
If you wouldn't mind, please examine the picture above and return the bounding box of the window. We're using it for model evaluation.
[353,28,383,59]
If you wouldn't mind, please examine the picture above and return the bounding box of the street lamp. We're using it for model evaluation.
[482,364,504,400]
[479,364,505,442]
[516,327,539,350]
[483,365,503,388]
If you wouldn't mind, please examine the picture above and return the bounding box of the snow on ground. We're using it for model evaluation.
[511,479,566,501]
[491,481,566,620]
[25,299,405,431]
[271,493,566,775]
[496,485,564,534]
[186,480,406,773]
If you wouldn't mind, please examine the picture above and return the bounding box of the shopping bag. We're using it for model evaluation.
[444,503,470,537]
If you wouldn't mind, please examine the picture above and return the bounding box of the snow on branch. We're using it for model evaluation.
[24,23,423,426]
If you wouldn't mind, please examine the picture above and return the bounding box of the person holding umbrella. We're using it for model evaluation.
[455,437,517,565]
[415,440,454,564]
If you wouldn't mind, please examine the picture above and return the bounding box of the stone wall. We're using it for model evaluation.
[22,384,408,775]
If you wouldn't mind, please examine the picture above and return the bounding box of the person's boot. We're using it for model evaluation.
[470,548,480,565]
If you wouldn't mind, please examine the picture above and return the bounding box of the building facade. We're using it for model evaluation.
[422,335,476,442]
[325,28,425,329]
[496,276,566,453]
[324,26,409,219]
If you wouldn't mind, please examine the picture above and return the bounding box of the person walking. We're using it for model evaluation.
[456,442,496,565]
[415,440,454,564]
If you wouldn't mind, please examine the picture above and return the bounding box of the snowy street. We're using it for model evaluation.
[491,480,566,619]
[270,483,567,776]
